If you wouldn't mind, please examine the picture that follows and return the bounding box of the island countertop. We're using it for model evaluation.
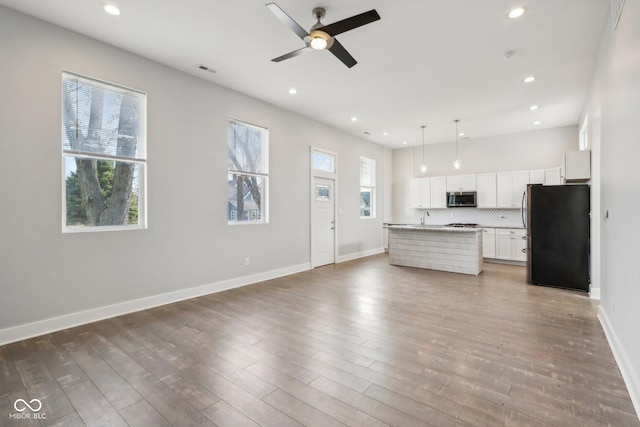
[388,225,483,275]
[387,224,482,233]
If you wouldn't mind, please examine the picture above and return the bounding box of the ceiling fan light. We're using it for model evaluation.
[310,37,328,50]
[310,30,332,50]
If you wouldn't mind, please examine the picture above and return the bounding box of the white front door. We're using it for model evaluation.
[312,177,335,267]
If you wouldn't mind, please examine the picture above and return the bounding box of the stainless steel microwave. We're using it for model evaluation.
[447,191,477,207]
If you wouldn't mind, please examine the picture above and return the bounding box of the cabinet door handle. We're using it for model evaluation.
[521,248,527,253]
[521,236,527,240]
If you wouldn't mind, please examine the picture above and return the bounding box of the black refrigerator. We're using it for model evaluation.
[525,184,590,291]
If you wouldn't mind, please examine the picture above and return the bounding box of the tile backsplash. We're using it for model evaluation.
[403,208,525,229]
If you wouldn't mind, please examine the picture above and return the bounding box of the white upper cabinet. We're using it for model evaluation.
[409,177,431,208]
[544,167,562,185]
[409,167,560,210]
[496,173,512,207]
[529,169,545,185]
[430,176,447,208]
[446,174,477,192]
[497,171,529,208]
[512,171,530,207]
[476,173,497,208]
[564,150,591,182]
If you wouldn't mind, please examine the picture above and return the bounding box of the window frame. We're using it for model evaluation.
[360,156,376,219]
[227,119,269,225]
[61,71,147,233]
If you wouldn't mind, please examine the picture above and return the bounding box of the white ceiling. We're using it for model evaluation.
[0,0,610,147]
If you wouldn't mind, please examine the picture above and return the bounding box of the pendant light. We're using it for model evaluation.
[420,125,427,173]
[453,119,462,170]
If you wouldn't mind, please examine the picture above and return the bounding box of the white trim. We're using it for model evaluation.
[0,263,310,346]
[598,306,640,420]
[61,71,148,233]
[310,146,338,268]
[337,247,385,264]
[589,287,601,300]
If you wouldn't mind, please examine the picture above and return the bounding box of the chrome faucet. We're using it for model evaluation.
[420,210,430,225]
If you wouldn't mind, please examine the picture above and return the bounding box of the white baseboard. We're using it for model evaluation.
[0,262,311,346]
[336,247,385,264]
[590,287,601,300]
[598,306,640,420]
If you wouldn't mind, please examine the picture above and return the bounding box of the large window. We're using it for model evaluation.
[360,156,376,218]
[62,72,146,232]
[227,119,269,223]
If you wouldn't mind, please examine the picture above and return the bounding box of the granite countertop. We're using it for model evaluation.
[387,224,482,232]
[385,223,525,230]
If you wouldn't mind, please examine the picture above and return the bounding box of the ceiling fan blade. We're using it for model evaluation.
[271,46,312,62]
[266,3,309,41]
[328,39,357,68]
[320,9,380,37]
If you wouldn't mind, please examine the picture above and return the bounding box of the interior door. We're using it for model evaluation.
[312,177,335,267]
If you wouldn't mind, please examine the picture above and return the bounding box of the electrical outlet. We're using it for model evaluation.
[244,257,250,266]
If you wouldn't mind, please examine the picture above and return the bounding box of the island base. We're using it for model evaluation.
[388,227,483,275]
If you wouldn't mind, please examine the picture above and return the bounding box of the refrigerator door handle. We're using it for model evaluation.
[521,190,527,228]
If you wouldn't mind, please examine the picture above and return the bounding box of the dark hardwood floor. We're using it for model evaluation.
[1,254,638,426]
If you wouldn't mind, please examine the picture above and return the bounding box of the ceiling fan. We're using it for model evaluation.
[266,3,381,68]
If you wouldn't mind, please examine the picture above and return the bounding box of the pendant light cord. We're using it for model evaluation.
[454,119,459,159]
[421,125,426,163]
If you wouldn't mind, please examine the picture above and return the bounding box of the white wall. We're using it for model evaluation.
[581,0,640,415]
[392,126,578,224]
[0,6,384,342]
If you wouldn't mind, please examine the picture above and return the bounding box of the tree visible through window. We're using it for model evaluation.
[227,120,268,223]
[62,72,146,231]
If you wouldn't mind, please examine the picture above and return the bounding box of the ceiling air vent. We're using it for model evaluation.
[198,65,217,74]
[610,0,625,30]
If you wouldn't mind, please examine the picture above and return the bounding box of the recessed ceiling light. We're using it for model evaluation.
[529,105,539,110]
[288,88,297,95]
[508,7,527,19]
[533,121,541,125]
[103,4,121,15]
[402,141,408,145]
[523,76,536,83]
[382,132,388,136]
[458,132,465,137]
[350,117,358,122]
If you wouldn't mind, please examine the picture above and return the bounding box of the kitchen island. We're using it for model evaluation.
[388,225,483,275]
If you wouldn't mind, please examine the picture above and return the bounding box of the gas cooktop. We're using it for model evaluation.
[445,223,479,228]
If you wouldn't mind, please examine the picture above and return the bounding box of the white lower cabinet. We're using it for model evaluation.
[481,228,496,258]
[495,229,527,261]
